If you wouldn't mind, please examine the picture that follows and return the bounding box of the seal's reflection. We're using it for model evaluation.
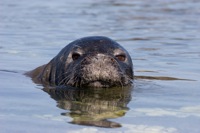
[43,86,132,128]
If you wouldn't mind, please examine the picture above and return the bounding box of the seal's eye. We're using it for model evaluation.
[72,52,81,60]
[115,54,126,62]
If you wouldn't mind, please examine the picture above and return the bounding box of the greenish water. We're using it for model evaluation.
[0,0,200,133]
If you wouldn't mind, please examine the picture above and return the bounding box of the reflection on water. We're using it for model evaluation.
[43,86,132,128]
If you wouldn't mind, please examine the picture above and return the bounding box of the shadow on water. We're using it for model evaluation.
[42,85,132,128]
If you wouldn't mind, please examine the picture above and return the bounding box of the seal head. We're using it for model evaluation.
[27,36,133,88]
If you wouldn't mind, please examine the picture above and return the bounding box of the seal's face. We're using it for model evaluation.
[56,37,133,88]
[28,36,133,88]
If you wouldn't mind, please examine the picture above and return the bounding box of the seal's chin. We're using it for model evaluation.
[86,81,111,88]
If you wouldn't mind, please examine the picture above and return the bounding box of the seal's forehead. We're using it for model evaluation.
[71,36,122,53]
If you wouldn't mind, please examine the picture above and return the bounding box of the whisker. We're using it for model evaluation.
[55,71,68,81]
[58,72,73,86]
[58,76,69,86]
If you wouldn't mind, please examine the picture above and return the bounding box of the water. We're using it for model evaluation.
[1,0,200,132]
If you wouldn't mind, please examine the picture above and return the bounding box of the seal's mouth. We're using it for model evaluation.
[83,80,113,88]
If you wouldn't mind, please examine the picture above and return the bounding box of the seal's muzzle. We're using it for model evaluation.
[67,53,131,88]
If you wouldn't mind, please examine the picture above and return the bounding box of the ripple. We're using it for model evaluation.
[137,47,160,51]
[136,70,159,73]
[134,75,195,81]
[130,105,200,118]
[117,37,152,41]
[0,69,18,73]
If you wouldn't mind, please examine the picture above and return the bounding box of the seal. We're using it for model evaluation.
[26,36,134,88]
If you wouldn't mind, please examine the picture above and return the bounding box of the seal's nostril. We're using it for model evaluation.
[72,53,81,60]
[111,58,115,63]
[115,54,126,62]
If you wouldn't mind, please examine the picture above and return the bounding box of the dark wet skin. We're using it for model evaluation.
[26,36,134,88]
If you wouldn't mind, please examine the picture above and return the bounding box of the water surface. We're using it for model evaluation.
[1,0,200,133]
